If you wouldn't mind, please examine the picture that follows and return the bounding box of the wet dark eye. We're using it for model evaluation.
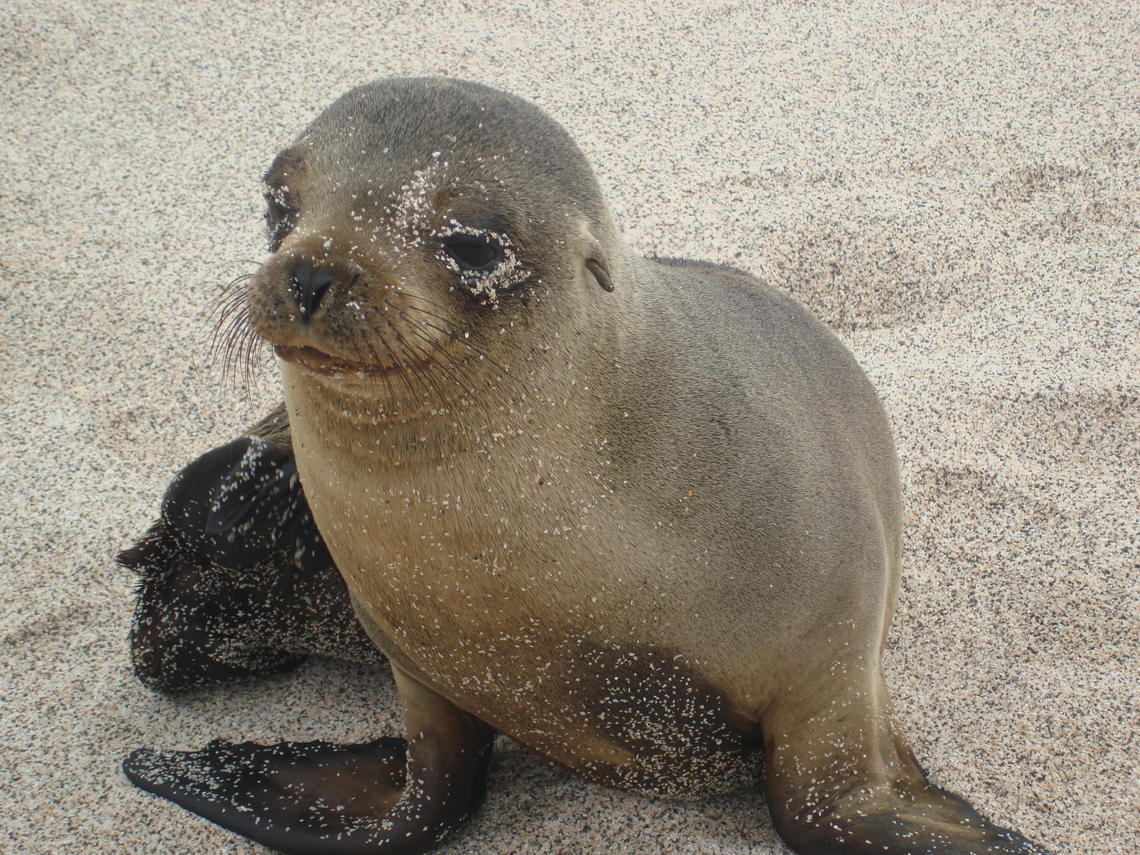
[443,235,503,272]
[264,189,296,250]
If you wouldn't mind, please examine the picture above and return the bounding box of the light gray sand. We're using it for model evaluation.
[2,2,1136,853]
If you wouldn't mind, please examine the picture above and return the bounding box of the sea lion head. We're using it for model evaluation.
[238,77,622,411]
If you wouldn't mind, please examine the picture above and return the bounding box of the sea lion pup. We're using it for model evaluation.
[118,409,382,693]
[123,77,1049,855]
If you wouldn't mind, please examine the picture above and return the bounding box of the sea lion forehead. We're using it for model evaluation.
[275,78,607,226]
[301,77,575,167]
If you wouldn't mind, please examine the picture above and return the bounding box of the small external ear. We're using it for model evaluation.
[586,257,614,292]
[579,221,616,293]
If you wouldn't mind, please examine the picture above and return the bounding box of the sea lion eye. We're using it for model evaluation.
[442,235,503,272]
[264,186,297,250]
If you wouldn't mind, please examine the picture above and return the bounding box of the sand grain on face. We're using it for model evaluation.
[1,1,1136,854]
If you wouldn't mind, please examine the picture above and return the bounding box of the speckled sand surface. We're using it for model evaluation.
[2,2,1137,853]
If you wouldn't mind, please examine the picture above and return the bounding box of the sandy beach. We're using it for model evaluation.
[2,2,1136,853]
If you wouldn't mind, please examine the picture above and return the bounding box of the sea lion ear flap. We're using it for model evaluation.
[581,228,615,293]
[586,257,614,293]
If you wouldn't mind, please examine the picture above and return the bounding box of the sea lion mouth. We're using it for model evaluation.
[274,344,405,377]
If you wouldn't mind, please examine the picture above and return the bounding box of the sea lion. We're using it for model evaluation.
[118,414,383,694]
[122,77,1049,854]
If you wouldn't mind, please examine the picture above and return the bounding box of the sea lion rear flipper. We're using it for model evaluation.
[761,674,1052,855]
[124,665,494,855]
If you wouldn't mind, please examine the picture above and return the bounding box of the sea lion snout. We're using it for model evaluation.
[246,229,471,387]
[247,240,372,342]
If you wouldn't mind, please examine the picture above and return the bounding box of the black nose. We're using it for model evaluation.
[287,263,336,319]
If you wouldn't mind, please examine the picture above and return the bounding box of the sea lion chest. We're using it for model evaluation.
[285,394,754,795]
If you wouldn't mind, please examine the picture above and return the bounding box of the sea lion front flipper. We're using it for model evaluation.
[124,665,494,855]
[761,673,1051,855]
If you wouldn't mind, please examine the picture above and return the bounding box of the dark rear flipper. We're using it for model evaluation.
[119,429,381,694]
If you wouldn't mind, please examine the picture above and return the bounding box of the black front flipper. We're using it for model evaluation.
[120,433,382,693]
[124,738,408,854]
[124,667,494,855]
